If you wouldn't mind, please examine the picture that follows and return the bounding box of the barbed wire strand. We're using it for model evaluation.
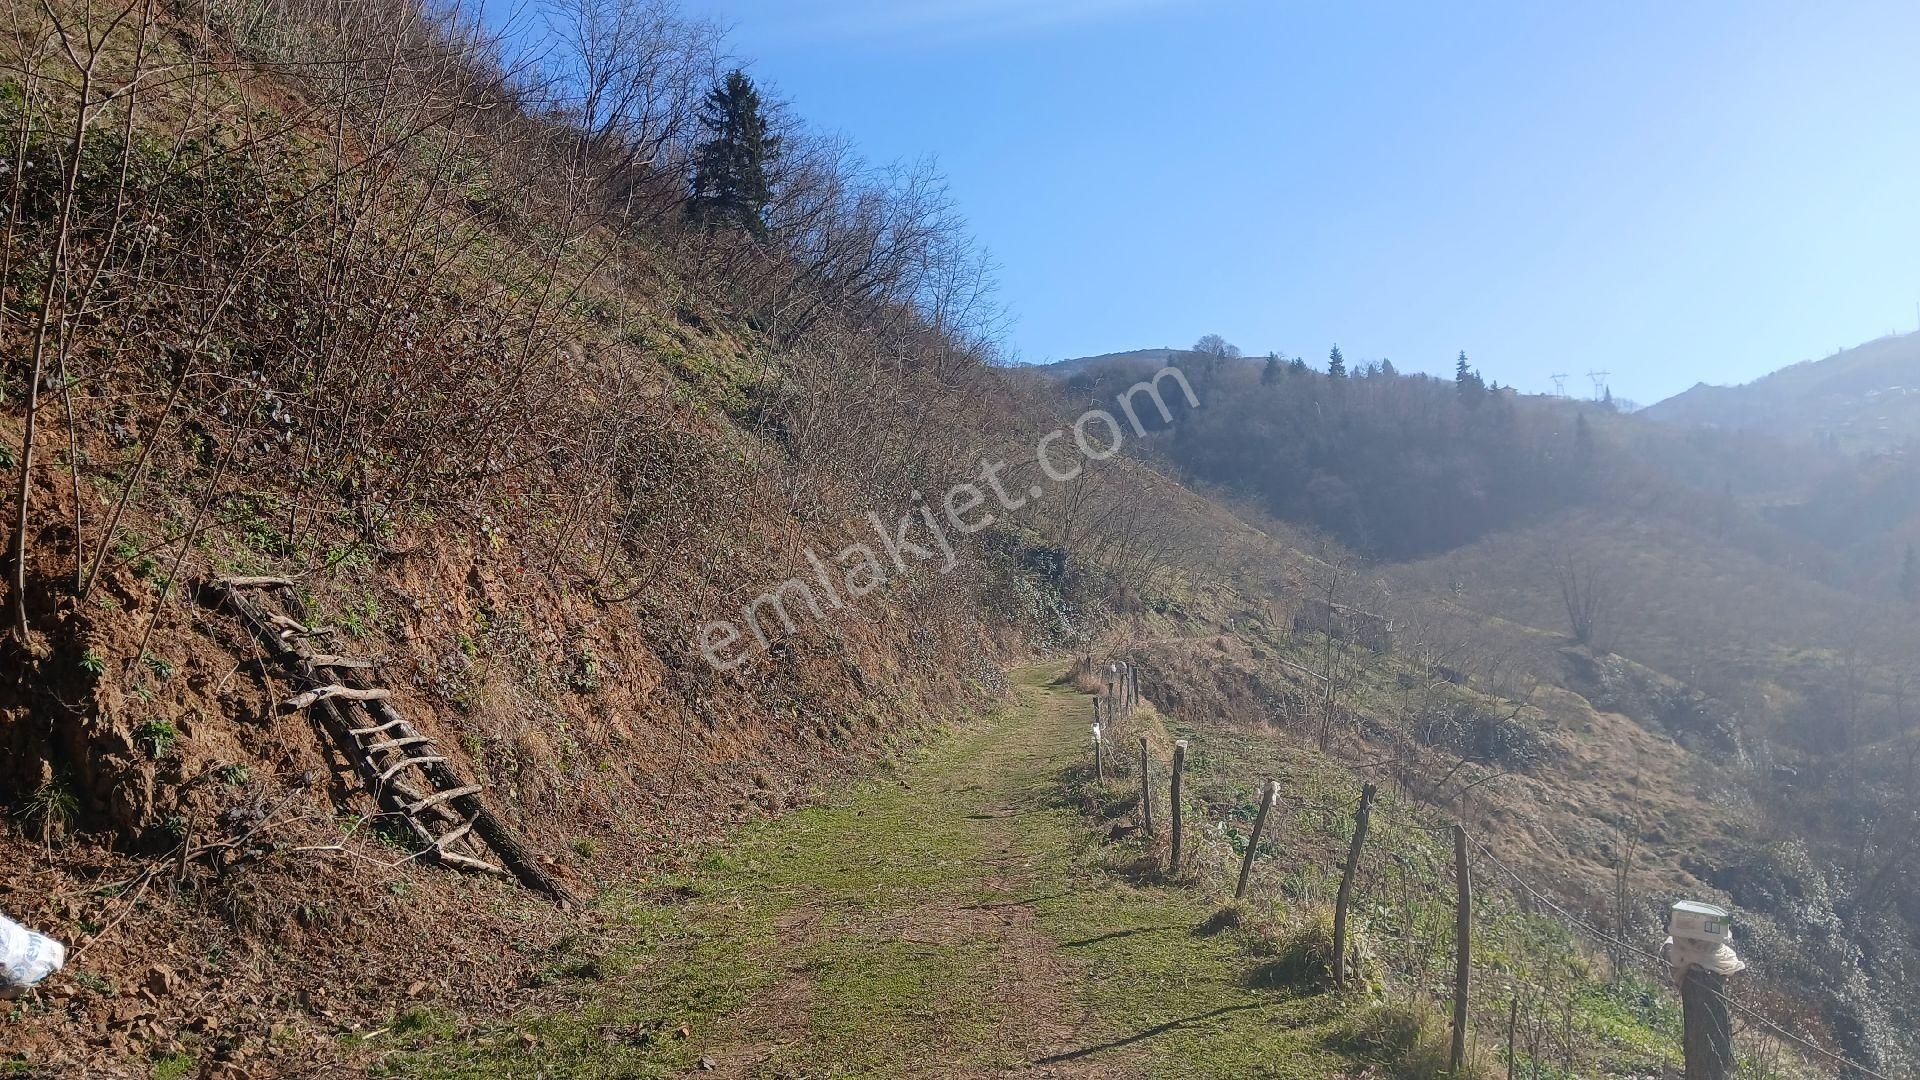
[1463,829,1891,1080]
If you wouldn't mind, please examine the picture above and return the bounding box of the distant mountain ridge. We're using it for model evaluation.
[1643,330,1920,451]
[1031,347,1198,379]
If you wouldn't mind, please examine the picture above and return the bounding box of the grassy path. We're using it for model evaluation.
[383,664,1366,1079]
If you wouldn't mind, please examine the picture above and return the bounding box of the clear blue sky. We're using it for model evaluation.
[675,0,1920,405]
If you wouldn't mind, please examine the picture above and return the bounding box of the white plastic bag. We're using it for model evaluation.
[1662,935,1746,986]
[1,913,66,998]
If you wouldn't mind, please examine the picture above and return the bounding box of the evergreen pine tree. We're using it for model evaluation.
[1288,356,1308,375]
[688,70,781,235]
[1327,344,1346,378]
[1380,358,1397,378]
[1454,350,1485,403]
[1262,352,1282,385]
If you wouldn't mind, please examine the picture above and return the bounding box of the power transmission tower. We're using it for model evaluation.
[1586,370,1611,400]
[1549,373,1568,397]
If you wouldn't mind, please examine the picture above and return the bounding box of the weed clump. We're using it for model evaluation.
[1245,910,1360,992]
[1326,1002,1490,1079]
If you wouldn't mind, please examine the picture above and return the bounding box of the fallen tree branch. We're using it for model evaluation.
[282,684,391,711]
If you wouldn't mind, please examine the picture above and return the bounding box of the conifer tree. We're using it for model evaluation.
[1380,358,1397,377]
[1454,350,1485,403]
[1262,352,1282,385]
[1328,344,1346,378]
[688,70,781,235]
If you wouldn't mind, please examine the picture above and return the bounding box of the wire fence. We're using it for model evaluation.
[1076,654,1885,1080]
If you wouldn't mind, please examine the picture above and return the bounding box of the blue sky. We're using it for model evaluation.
[672,0,1920,405]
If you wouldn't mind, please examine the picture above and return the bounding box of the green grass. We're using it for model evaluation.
[377,664,1672,1079]
[150,1052,197,1080]
[379,701,1019,1078]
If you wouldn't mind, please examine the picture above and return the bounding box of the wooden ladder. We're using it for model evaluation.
[214,577,573,903]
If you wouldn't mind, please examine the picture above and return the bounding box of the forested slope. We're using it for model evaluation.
[1040,341,1920,1072]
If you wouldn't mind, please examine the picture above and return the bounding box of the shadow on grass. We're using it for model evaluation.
[1061,924,1185,948]
[1192,904,1246,937]
[1032,1003,1269,1064]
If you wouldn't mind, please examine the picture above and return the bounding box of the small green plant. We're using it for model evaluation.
[78,649,107,677]
[338,593,384,639]
[134,719,178,758]
[570,836,597,860]
[216,763,251,787]
[150,1051,198,1080]
[144,656,174,680]
[390,1006,447,1037]
[17,778,79,840]
[566,648,601,693]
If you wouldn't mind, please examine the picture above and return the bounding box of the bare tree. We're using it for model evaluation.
[1551,543,1613,648]
[538,0,721,216]
[1192,333,1240,360]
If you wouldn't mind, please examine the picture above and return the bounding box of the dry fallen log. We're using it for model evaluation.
[306,654,375,670]
[282,685,392,712]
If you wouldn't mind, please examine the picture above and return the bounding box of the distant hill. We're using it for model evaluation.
[1643,331,1920,451]
[1031,347,1197,380]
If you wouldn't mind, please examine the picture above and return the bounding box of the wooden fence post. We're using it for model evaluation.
[1094,722,1106,784]
[1681,967,1733,1080]
[1506,994,1518,1080]
[1331,782,1376,990]
[1451,824,1472,1073]
[1138,737,1154,834]
[1235,780,1279,900]
[1169,739,1189,874]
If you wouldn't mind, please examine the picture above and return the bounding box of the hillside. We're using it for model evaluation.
[0,1,1911,1078]
[1030,347,1198,381]
[1644,331,1920,452]
[1031,341,1920,1073]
